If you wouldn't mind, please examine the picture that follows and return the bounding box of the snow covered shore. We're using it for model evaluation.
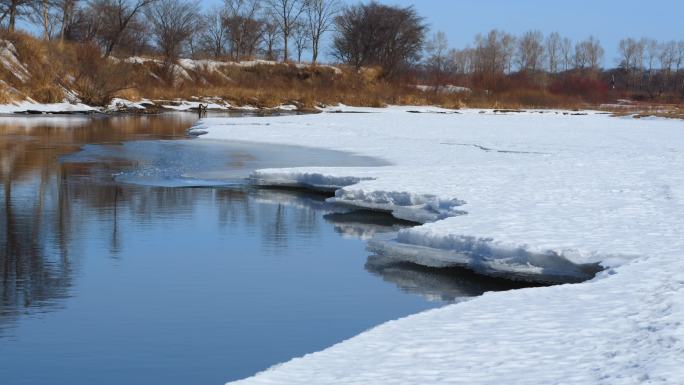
[0,98,301,114]
[190,107,684,384]
[0,100,97,114]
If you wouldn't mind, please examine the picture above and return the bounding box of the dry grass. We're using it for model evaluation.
[601,103,684,120]
[0,33,680,116]
[2,31,66,103]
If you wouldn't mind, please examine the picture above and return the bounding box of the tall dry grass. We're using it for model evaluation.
[0,32,671,112]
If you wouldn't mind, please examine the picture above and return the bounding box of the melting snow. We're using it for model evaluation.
[0,100,96,114]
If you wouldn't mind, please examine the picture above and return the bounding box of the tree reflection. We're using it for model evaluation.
[0,114,338,333]
[0,114,197,333]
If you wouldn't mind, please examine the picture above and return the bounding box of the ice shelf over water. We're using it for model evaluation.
[190,106,684,384]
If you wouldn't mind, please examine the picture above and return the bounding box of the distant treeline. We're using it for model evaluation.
[422,30,684,102]
[1,0,683,104]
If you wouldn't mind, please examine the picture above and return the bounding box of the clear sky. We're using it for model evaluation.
[375,0,683,66]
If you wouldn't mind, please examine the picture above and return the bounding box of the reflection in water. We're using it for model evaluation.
[324,210,416,240]
[0,114,197,333]
[365,255,539,302]
[0,114,534,385]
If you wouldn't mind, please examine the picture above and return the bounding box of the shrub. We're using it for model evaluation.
[71,43,135,106]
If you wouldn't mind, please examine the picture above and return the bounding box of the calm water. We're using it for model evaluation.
[0,113,530,385]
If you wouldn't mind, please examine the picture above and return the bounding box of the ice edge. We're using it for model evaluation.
[248,169,602,283]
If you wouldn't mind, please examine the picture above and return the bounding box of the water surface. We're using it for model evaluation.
[0,113,530,385]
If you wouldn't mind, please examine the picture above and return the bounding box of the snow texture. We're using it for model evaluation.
[0,100,96,114]
[415,84,472,94]
[160,100,229,111]
[190,106,684,384]
[0,40,30,82]
[107,98,154,111]
[126,56,342,75]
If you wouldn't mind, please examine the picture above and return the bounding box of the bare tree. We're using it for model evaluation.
[659,41,676,72]
[266,0,304,62]
[303,0,339,64]
[559,37,573,71]
[57,0,78,41]
[573,41,587,69]
[200,7,229,58]
[145,0,201,64]
[332,2,426,78]
[501,32,516,73]
[642,38,659,93]
[583,36,604,70]
[224,0,263,61]
[87,0,156,58]
[632,39,646,71]
[658,40,677,93]
[29,0,61,39]
[618,37,645,88]
[677,41,684,72]
[448,47,474,75]
[425,30,449,75]
[472,29,514,74]
[516,30,544,72]
[261,20,279,60]
[618,38,637,70]
[644,38,659,73]
[291,21,308,62]
[545,32,561,73]
[1,0,34,31]
[61,5,100,42]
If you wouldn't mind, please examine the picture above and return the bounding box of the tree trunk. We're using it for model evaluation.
[311,37,319,64]
[283,33,289,62]
[60,0,73,43]
[8,3,16,32]
[43,0,50,40]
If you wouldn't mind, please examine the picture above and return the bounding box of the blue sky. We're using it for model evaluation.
[378,0,683,65]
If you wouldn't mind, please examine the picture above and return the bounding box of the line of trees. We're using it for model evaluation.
[424,29,684,99]
[439,30,606,76]
[1,0,431,79]
[0,0,344,64]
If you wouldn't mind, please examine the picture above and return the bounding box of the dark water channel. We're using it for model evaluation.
[0,113,529,385]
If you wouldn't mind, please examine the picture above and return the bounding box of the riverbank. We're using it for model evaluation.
[1,99,682,123]
[0,98,313,115]
[190,106,684,384]
[2,32,682,118]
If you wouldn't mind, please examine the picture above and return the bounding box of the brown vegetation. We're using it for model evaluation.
[0,30,457,109]
[0,25,682,112]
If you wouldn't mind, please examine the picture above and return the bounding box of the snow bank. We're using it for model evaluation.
[126,56,342,75]
[107,98,154,111]
[190,107,684,383]
[0,40,30,82]
[0,100,96,114]
[416,84,472,94]
[160,100,229,111]
[250,169,371,192]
